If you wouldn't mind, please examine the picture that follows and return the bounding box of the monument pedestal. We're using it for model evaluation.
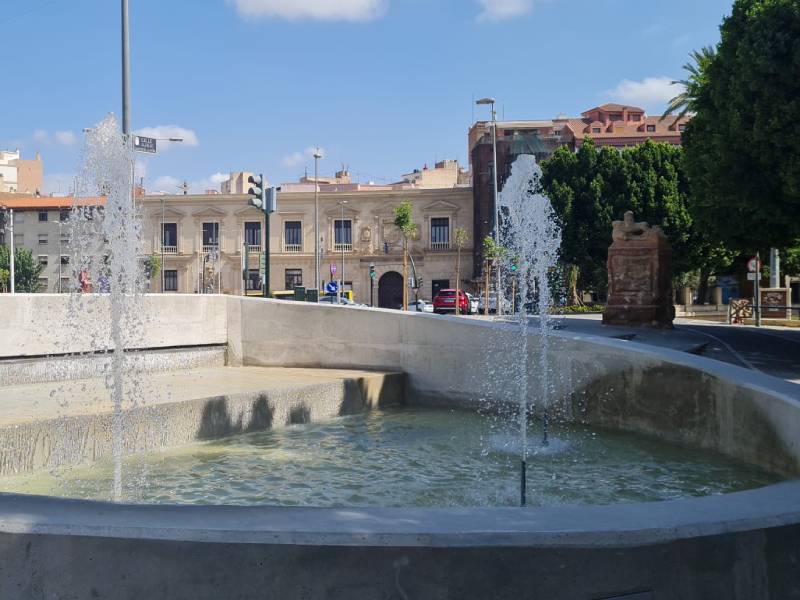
[603,211,675,329]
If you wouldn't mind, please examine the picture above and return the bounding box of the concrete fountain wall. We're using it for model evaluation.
[0,294,799,599]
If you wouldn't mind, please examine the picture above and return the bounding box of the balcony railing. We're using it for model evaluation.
[202,244,219,254]
[161,245,178,254]
[333,243,353,252]
[430,241,451,251]
[247,244,262,253]
[284,244,302,253]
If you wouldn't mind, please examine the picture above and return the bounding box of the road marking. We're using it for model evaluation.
[682,326,761,372]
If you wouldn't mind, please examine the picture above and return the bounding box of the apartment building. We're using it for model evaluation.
[139,186,474,307]
[0,150,44,194]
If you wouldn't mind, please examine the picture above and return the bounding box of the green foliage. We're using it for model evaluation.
[144,255,161,280]
[0,245,44,292]
[783,244,800,277]
[683,0,800,250]
[661,47,716,122]
[393,200,417,241]
[541,139,728,293]
[481,236,506,263]
[554,304,605,314]
[453,227,468,250]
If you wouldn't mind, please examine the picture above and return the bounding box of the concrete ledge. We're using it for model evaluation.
[0,368,404,475]
[0,482,798,598]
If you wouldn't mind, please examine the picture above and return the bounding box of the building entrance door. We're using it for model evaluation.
[378,271,403,309]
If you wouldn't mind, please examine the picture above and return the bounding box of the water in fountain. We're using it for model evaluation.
[497,153,562,505]
[64,114,148,500]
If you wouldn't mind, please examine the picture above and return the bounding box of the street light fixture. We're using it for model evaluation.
[337,199,348,304]
[313,148,322,293]
[476,96,502,316]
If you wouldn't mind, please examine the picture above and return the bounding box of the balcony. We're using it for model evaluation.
[430,241,451,251]
[284,244,302,253]
[333,243,353,252]
[202,244,219,254]
[161,245,178,254]
[247,245,262,253]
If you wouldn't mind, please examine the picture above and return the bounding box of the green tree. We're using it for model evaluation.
[393,201,417,310]
[453,227,469,315]
[0,245,44,292]
[683,0,800,251]
[541,139,730,299]
[144,255,161,287]
[481,236,506,315]
[661,46,716,123]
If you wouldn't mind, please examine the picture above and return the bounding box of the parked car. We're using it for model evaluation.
[478,292,511,314]
[407,300,434,313]
[319,295,355,306]
[433,289,470,314]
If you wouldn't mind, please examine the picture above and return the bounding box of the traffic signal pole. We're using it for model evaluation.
[263,200,270,298]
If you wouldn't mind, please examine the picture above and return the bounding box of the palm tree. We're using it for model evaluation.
[453,227,469,315]
[661,46,716,123]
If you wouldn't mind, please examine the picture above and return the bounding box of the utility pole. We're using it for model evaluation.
[314,149,322,292]
[9,209,14,294]
[336,200,348,303]
[121,0,131,136]
[160,198,165,292]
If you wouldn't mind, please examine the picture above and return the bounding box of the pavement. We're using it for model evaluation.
[464,312,800,385]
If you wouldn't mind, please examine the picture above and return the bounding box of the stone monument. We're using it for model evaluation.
[603,211,675,328]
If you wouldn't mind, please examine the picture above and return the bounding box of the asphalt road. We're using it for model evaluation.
[679,322,800,383]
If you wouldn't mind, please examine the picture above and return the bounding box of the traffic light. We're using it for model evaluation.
[248,174,266,211]
[510,256,519,273]
[369,263,376,279]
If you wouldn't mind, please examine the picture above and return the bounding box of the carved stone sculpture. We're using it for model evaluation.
[602,211,674,328]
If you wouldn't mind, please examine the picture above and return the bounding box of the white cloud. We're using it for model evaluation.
[282,147,325,168]
[228,0,386,21]
[607,76,686,109]
[210,172,229,185]
[54,130,77,146]
[152,175,182,193]
[476,0,533,22]
[33,129,48,142]
[134,125,199,150]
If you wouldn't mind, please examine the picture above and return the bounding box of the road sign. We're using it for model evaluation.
[747,273,757,281]
[747,257,760,273]
[133,135,157,153]
[259,253,267,278]
[330,264,337,275]
[325,281,338,294]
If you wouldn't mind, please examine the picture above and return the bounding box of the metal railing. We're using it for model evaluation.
[284,244,302,253]
[161,245,178,254]
[430,241,451,251]
[247,244,261,253]
[333,243,352,252]
[202,244,218,254]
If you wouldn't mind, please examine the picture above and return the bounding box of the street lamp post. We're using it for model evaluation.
[313,149,322,293]
[337,200,348,303]
[476,97,502,316]
[122,0,131,136]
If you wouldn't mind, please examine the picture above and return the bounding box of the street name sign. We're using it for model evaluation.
[133,136,157,154]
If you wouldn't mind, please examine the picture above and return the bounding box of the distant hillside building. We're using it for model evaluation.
[399,160,470,189]
[469,103,690,276]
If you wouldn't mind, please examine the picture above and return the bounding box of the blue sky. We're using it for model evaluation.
[1,0,733,194]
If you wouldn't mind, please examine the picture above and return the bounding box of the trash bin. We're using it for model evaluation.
[294,286,306,302]
[306,289,319,303]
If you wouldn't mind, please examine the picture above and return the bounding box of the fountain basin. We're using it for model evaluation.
[0,294,798,598]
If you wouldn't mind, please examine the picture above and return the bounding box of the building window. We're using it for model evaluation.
[60,255,70,265]
[37,277,48,290]
[59,209,71,222]
[432,279,450,298]
[334,219,352,251]
[202,222,219,251]
[38,255,48,266]
[164,270,178,292]
[13,234,23,247]
[285,268,303,290]
[13,212,23,224]
[284,221,302,252]
[430,217,450,251]
[646,124,656,132]
[244,222,261,251]
[592,127,601,134]
[38,233,48,245]
[38,211,48,222]
[678,124,686,132]
[162,223,178,253]
[246,269,261,292]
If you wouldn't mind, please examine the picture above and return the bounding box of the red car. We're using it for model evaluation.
[433,289,471,314]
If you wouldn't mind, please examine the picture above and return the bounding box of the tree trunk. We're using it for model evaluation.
[455,248,461,316]
[402,238,408,311]
[485,261,490,316]
[697,269,711,305]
